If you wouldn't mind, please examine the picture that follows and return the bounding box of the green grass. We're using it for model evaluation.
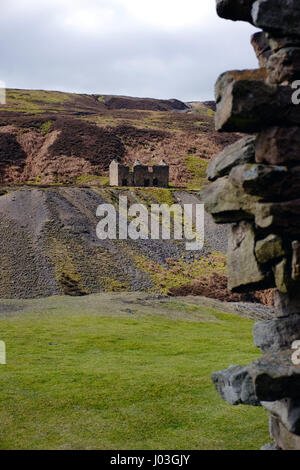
[0,89,81,114]
[40,120,53,135]
[185,156,209,191]
[75,175,109,186]
[0,293,269,450]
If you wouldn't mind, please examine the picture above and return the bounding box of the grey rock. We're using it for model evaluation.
[215,70,300,132]
[255,234,285,265]
[200,176,259,223]
[251,31,272,68]
[252,0,300,38]
[211,365,260,406]
[255,200,300,238]
[273,258,292,294]
[260,442,281,450]
[253,315,300,354]
[249,349,300,402]
[207,136,256,181]
[262,398,300,435]
[267,47,300,84]
[231,163,300,201]
[292,241,300,281]
[229,163,287,197]
[270,415,300,450]
[227,221,271,292]
[215,69,275,133]
[216,0,255,22]
[256,126,300,165]
[268,33,300,53]
[274,291,300,317]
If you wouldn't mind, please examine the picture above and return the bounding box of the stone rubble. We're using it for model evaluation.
[201,0,300,450]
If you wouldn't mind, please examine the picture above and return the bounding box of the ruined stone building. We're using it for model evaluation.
[109,159,169,187]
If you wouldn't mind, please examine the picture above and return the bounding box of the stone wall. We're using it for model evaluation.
[201,0,300,450]
[109,160,133,186]
[109,159,169,187]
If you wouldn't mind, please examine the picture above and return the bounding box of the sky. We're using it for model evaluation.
[0,0,260,101]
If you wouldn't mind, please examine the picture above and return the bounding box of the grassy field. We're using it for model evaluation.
[0,293,269,450]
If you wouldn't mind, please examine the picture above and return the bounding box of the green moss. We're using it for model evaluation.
[45,238,88,296]
[151,188,175,206]
[185,156,209,190]
[25,176,64,186]
[40,120,53,135]
[99,277,130,292]
[132,251,227,294]
[75,175,109,186]
[57,270,88,297]
[206,108,215,117]
[4,89,75,114]
[131,188,175,207]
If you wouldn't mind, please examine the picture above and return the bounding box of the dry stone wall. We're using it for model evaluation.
[201,0,300,450]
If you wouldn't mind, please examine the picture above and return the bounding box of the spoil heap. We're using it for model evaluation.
[201,0,300,450]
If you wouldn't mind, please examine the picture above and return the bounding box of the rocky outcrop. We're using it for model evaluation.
[201,0,300,450]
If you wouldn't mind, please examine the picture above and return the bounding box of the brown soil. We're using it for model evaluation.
[168,273,275,307]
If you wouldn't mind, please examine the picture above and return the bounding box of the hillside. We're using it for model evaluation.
[0,89,267,303]
[0,185,274,306]
[0,89,240,188]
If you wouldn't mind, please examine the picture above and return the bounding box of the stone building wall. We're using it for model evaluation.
[152,165,169,188]
[109,159,169,187]
[201,0,300,451]
[109,160,132,186]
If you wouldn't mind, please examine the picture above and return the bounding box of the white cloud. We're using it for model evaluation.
[110,0,212,31]
[63,6,117,35]
[0,0,259,100]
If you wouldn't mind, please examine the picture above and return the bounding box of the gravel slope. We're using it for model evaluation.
[0,187,228,299]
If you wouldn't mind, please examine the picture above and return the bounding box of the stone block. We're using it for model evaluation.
[273,258,292,294]
[267,47,300,84]
[268,34,300,53]
[256,127,300,165]
[249,349,300,402]
[292,241,300,281]
[251,31,272,68]
[216,0,255,22]
[215,70,300,132]
[200,176,258,223]
[274,291,300,317]
[231,163,300,200]
[206,136,256,181]
[229,163,287,197]
[227,221,271,292]
[260,442,281,450]
[252,0,300,38]
[262,398,300,435]
[215,69,278,133]
[255,234,285,265]
[270,415,300,450]
[211,365,260,406]
[255,199,300,238]
[253,315,300,354]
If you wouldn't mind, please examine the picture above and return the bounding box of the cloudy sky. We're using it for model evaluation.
[0,0,259,101]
